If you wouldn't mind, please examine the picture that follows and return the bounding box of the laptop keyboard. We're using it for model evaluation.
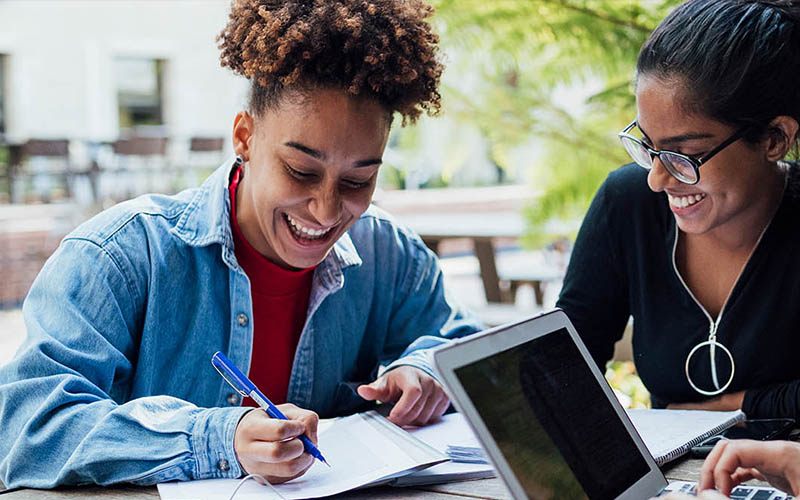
[659,481,793,499]
[729,486,793,500]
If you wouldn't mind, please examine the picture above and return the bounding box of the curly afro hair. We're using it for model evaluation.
[217,0,443,124]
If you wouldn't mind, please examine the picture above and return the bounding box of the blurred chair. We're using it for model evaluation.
[113,136,167,156]
[183,136,225,189]
[104,136,168,201]
[10,139,72,204]
[189,137,224,154]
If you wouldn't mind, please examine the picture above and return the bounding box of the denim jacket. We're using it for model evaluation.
[0,160,482,488]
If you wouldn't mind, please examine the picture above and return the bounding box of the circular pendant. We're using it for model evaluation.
[684,339,735,396]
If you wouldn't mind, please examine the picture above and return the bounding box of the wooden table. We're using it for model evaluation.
[400,211,526,304]
[373,184,568,307]
[0,478,510,500]
[0,455,764,499]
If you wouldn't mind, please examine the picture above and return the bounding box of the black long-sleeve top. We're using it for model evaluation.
[556,162,800,419]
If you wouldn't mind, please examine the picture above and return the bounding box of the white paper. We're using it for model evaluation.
[158,412,442,500]
[405,413,482,450]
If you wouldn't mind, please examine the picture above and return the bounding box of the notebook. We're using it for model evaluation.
[432,309,790,500]
[627,408,744,465]
[158,410,448,500]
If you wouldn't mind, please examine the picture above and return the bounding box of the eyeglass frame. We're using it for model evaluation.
[618,120,751,185]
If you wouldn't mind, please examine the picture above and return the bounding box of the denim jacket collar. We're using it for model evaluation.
[170,158,362,273]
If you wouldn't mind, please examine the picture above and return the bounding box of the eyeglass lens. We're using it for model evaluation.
[620,136,652,168]
[620,136,698,184]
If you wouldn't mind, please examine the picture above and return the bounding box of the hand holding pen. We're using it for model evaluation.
[212,351,329,484]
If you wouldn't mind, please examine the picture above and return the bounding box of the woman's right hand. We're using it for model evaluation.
[655,490,728,499]
[233,403,320,483]
[698,439,800,496]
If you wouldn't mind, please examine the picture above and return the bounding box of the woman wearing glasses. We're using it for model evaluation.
[557,0,800,418]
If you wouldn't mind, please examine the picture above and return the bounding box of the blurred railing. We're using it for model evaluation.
[0,135,227,206]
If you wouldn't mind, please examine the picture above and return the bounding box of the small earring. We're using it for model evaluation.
[235,155,243,165]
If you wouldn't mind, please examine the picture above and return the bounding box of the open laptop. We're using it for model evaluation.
[432,309,792,500]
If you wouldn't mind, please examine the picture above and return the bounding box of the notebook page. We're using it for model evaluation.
[627,409,745,465]
[158,411,445,500]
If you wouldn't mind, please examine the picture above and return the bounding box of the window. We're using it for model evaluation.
[114,57,165,131]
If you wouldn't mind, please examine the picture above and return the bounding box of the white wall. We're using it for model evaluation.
[0,0,248,148]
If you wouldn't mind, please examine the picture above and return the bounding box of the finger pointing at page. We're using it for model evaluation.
[357,366,449,427]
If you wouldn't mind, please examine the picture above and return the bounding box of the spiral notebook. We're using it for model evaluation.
[627,408,745,465]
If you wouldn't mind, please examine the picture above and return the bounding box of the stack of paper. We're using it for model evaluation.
[446,444,489,464]
[392,413,495,486]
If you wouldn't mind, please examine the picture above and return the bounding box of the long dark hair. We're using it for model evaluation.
[637,0,800,151]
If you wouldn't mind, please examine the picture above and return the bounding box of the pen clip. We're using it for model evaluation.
[211,352,250,398]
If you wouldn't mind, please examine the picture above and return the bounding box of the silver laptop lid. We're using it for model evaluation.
[433,309,667,500]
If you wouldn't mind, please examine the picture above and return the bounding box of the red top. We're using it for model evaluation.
[228,167,315,405]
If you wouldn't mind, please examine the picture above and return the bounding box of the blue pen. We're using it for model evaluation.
[211,351,330,467]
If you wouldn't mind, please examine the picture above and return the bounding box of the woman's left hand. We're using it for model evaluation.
[357,366,450,427]
[668,391,745,411]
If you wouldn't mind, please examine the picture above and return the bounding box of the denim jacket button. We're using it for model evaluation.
[237,313,249,326]
[217,459,230,472]
[226,393,239,405]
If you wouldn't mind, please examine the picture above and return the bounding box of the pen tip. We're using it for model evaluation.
[322,459,331,468]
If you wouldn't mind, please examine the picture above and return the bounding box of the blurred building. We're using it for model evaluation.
[0,0,249,307]
[0,0,245,159]
[0,0,540,309]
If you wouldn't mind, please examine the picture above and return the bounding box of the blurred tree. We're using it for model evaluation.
[432,0,681,245]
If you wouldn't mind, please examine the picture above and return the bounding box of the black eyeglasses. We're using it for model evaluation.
[618,120,750,184]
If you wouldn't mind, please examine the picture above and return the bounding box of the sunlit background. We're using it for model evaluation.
[0,0,682,408]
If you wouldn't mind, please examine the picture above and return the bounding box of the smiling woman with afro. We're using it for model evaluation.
[0,0,484,490]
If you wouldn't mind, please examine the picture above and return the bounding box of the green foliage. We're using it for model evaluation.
[432,0,681,243]
[606,361,651,409]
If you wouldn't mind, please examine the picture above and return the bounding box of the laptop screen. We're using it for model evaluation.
[454,327,651,500]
